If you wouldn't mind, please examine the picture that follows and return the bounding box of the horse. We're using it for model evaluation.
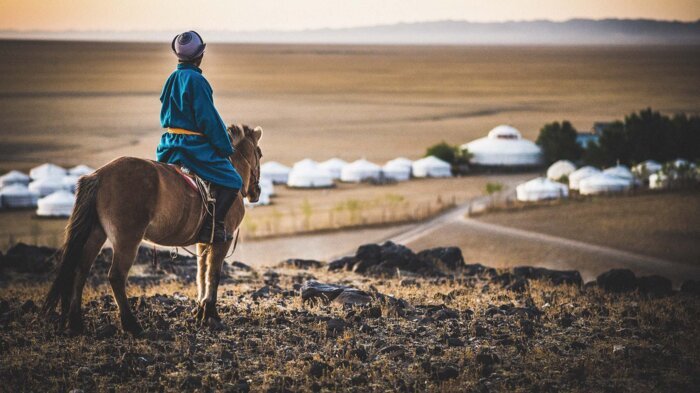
[42,124,263,335]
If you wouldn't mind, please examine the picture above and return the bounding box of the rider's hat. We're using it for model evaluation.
[171,31,206,61]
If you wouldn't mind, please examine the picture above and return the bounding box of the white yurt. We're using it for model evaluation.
[516,177,569,202]
[568,166,601,190]
[387,157,413,169]
[61,175,80,193]
[260,161,291,184]
[461,125,543,167]
[546,160,576,181]
[579,173,632,195]
[319,158,348,180]
[603,165,635,181]
[36,190,76,217]
[649,172,669,190]
[259,177,275,197]
[0,170,31,187]
[29,163,66,180]
[412,156,452,178]
[340,159,382,183]
[633,160,662,176]
[382,160,412,181]
[0,184,39,208]
[287,159,334,188]
[68,164,95,177]
[28,177,65,197]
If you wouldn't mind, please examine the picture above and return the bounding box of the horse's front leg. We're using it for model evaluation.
[198,240,232,328]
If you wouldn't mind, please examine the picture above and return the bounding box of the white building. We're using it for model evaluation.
[261,161,291,184]
[0,184,39,208]
[579,173,632,195]
[29,163,66,180]
[382,158,412,181]
[603,165,635,181]
[0,170,31,187]
[633,160,662,177]
[649,172,669,190]
[36,190,76,217]
[28,177,65,197]
[319,158,348,180]
[340,159,382,183]
[412,156,452,178]
[68,164,95,177]
[62,175,80,193]
[546,160,576,181]
[569,166,601,190]
[461,125,543,168]
[516,177,569,202]
[287,159,334,188]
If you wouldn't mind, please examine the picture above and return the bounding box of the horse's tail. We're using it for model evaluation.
[43,174,101,315]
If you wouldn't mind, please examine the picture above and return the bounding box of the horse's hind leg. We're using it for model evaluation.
[108,235,143,335]
[67,226,107,333]
[197,240,232,327]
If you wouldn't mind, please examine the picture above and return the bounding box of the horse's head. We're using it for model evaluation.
[227,124,263,203]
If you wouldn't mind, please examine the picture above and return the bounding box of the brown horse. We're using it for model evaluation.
[43,124,263,335]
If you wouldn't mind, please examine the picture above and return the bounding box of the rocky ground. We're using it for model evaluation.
[0,242,699,392]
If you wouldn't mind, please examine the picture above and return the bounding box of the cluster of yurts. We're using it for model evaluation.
[0,163,94,217]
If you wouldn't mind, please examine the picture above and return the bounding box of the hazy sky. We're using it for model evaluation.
[1,0,699,31]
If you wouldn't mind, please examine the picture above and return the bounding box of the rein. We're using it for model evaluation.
[232,136,262,198]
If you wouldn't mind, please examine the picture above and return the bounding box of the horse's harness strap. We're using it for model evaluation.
[167,127,205,136]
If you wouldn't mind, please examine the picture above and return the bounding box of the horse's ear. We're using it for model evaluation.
[228,124,245,145]
[252,126,263,142]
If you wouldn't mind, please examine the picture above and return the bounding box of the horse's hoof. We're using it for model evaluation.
[203,317,224,331]
[67,320,84,335]
[122,318,143,336]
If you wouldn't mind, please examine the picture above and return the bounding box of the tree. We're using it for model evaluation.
[535,121,583,165]
[425,141,471,165]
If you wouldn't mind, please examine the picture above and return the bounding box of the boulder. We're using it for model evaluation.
[327,256,358,271]
[417,247,465,271]
[277,259,324,270]
[2,243,56,274]
[681,280,700,296]
[301,280,372,305]
[597,269,637,293]
[513,266,582,287]
[637,275,673,298]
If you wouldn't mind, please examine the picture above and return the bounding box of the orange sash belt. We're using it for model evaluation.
[167,127,204,136]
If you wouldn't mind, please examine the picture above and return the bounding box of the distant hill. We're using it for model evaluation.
[2,19,699,45]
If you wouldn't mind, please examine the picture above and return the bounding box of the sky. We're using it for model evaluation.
[1,0,699,32]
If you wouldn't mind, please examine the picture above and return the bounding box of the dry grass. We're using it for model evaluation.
[477,190,700,266]
[1,265,698,392]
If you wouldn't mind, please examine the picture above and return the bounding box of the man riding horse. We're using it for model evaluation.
[157,30,240,244]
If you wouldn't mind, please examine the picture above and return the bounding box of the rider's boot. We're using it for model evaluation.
[198,185,239,243]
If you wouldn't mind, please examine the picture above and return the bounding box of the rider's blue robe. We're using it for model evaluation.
[156,63,242,190]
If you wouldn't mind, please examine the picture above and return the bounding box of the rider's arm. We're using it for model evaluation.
[191,77,234,157]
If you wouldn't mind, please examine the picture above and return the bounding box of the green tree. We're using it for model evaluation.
[535,121,583,165]
[425,141,471,165]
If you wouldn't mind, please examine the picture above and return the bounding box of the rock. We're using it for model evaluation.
[301,281,349,302]
[2,243,56,273]
[637,275,673,298]
[434,365,459,381]
[506,278,528,292]
[356,243,382,265]
[416,247,465,271]
[96,324,118,339]
[681,280,700,296]
[476,349,500,367]
[463,263,490,277]
[252,286,282,300]
[380,345,406,358]
[326,318,346,334]
[308,361,332,378]
[327,256,358,271]
[278,259,324,270]
[597,269,637,293]
[332,290,372,306]
[229,261,253,271]
[512,266,583,287]
[612,345,626,356]
[360,306,382,319]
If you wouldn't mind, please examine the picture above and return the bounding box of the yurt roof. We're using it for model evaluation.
[672,158,696,168]
[487,125,522,140]
[346,159,381,171]
[29,163,66,179]
[383,161,412,171]
[30,177,64,187]
[261,161,291,173]
[634,160,662,173]
[414,156,451,168]
[547,160,576,174]
[39,190,75,204]
[68,164,95,176]
[580,173,632,187]
[0,170,30,182]
[603,165,634,180]
[570,166,600,178]
[386,157,413,167]
[0,183,35,196]
[292,159,319,170]
[319,158,348,169]
[518,177,568,192]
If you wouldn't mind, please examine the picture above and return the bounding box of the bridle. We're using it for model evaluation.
[232,135,262,198]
